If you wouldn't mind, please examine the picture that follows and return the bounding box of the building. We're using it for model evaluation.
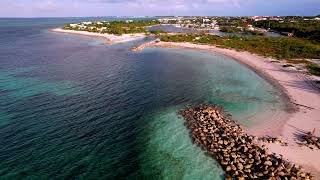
[82,22,92,25]
[246,24,255,31]
[70,24,78,28]
[250,16,267,21]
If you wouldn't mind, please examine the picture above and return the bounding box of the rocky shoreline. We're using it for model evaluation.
[179,104,314,179]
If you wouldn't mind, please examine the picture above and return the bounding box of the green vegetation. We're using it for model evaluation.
[160,34,320,59]
[64,20,160,35]
[149,29,167,35]
[244,30,264,36]
[219,26,242,33]
[254,20,320,42]
[216,17,248,27]
[306,63,320,76]
[220,26,264,36]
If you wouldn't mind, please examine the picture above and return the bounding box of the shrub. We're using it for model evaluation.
[307,63,320,76]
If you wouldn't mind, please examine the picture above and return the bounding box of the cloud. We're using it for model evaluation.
[0,0,319,17]
[82,0,251,13]
[83,0,249,8]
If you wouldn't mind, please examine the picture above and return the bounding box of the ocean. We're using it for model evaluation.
[0,18,286,179]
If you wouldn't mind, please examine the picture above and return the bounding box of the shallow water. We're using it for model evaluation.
[0,18,287,179]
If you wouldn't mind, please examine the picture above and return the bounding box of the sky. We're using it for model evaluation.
[0,0,320,17]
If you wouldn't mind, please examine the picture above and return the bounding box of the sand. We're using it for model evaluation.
[139,41,320,175]
[50,28,145,44]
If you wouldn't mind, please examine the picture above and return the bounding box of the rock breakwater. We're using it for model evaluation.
[179,104,314,179]
[131,39,159,52]
[302,131,320,150]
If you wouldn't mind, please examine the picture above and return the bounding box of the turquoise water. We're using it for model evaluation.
[0,18,287,179]
[138,107,224,179]
[0,68,83,100]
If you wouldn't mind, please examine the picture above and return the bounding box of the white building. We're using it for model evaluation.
[246,24,255,31]
[202,19,210,23]
[82,22,92,25]
[70,24,78,28]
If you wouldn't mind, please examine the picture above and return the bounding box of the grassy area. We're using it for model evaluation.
[160,34,320,59]
[306,63,320,76]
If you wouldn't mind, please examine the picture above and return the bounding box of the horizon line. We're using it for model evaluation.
[0,15,319,18]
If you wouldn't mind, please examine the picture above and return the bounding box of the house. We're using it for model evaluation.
[269,17,282,21]
[70,24,78,28]
[82,22,92,25]
[213,26,220,30]
[79,25,87,29]
[99,27,108,32]
[246,24,255,31]
[251,16,267,22]
[202,19,210,23]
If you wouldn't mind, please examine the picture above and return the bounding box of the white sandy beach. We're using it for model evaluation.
[137,41,320,175]
[51,28,145,44]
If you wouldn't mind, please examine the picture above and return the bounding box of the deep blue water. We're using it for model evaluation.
[0,18,286,179]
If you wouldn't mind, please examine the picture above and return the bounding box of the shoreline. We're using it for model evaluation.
[50,28,145,44]
[135,41,320,175]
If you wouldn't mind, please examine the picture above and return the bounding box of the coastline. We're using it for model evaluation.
[135,41,320,174]
[50,28,145,44]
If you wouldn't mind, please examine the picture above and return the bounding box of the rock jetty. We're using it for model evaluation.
[302,131,320,150]
[258,136,288,146]
[131,39,159,52]
[179,104,314,179]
